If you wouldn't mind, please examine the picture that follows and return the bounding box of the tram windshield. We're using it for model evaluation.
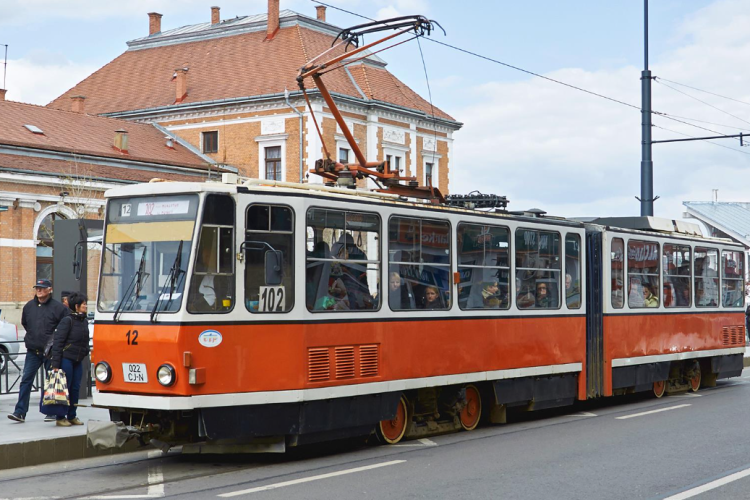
[98,194,198,313]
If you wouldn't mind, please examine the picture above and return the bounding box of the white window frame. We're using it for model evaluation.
[383,145,408,177]
[422,153,442,189]
[255,135,288,182]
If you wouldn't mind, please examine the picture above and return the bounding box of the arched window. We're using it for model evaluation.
[35,211,67,281]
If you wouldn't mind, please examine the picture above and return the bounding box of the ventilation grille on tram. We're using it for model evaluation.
[308,348,330,382]
[721,326,745,346]
[360,345,379,378]
[308,344,380,383]
[335,347,355,379]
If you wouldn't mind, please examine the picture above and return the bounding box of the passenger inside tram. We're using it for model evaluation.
[388,271,416,310]
[421,285,442,310]
[189,241,230,312]
[642,283,659,307]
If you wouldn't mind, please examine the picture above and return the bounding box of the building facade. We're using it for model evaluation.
[0,96,227,325]
[48,3,461,193]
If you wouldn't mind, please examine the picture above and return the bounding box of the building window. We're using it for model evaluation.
[425,162,433,184]
[265,146,282,181]
[394,156,402,174]
[202,131,218,153]
[339,148,350,164]
[36,212,67,281]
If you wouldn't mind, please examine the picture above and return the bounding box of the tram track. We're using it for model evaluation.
[4,379,743,499]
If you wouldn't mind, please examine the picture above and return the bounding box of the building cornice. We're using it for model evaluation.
[102,91,462,130]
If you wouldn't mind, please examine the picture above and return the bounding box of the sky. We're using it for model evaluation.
[2,0,750,223]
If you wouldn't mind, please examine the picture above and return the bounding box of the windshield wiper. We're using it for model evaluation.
[150,241,185,323]
[114,248,148,322]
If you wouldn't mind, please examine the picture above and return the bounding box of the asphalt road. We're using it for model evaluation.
[2,372,750,500]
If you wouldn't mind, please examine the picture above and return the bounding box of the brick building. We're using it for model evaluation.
[0,95,228,325]
[48,2,461,192]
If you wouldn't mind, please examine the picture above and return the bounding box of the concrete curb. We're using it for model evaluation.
[0,434,141,471]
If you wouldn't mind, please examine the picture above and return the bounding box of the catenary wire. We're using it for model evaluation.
[656,77,750,107]
[311,1,749,150]
[416,35,440,172]
[655,79,750,128]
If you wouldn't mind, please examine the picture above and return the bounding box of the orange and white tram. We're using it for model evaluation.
[89,179,745,451]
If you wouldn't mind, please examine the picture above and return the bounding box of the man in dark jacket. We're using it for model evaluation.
[8,279,69,423]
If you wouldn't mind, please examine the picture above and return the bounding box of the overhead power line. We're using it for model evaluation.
[656,77,750,107]
[311,0,750,153]
[655,78,750,128]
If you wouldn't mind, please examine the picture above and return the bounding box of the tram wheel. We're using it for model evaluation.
[377,395,409,444]
[689,365,701,392]
[653,380,666,398]
[459,384,482,431]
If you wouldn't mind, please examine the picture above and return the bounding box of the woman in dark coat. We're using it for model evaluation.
[50,292,90,427]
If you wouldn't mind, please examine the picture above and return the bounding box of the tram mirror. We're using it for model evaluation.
[265,250,283,286]
[73,243,83,281]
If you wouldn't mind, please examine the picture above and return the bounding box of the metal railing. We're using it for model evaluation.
[0,341,93,397]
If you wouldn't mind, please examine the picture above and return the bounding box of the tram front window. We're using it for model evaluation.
[98,194,198,313]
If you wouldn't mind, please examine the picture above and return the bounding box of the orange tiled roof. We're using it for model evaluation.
[0,100,212,170]
[48,14,455,122]
[0,153,202,183]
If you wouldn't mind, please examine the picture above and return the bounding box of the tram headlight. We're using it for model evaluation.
[157,364,176,387]
[94,362,112,384]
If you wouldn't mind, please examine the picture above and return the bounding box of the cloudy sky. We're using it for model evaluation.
[2,0,750,222]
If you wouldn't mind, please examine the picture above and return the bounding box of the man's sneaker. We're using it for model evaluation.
[68,417,83,426]
[56,419,72,427]
[7,413,25,423]
[44,415,56,422]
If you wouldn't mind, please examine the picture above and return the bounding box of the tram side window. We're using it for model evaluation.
[515,228,561,309]
[388,217,451,311]
[306,208,380,312]
[611,238,624,309]
[627,239,659,308]
[721,250,745,307]
[663,244,691,308]
[694,247,719,307]
[245,205,294,313]
[565,234,581,309]
[457,223,510,310]
[188,194,235,314]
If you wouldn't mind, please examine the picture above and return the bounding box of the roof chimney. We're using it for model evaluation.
[211,6,220,25]
[0,89,6,102]
[114,129,129,154]
[174,68,188,103]
[70,95,86,114]
[316,5,326,22]
[266,0,280,40]
[148,12,162,36]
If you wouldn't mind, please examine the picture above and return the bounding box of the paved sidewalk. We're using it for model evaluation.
[0,391,138,470]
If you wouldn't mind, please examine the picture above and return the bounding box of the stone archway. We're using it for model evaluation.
[33,205,77,281]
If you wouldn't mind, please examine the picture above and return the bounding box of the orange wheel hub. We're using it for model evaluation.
[460,385,482,431]
[379,397,408,444]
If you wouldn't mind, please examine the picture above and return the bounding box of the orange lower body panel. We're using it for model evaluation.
[602,312,744,396]
[93,316,587,399]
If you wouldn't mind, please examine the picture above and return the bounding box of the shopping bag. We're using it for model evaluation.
[42,369,69,406]
[39,394,68,417]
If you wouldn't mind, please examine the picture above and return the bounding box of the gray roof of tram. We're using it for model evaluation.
[683,202,750,242]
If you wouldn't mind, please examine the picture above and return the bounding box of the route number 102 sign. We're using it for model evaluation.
[259,286,285,312]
